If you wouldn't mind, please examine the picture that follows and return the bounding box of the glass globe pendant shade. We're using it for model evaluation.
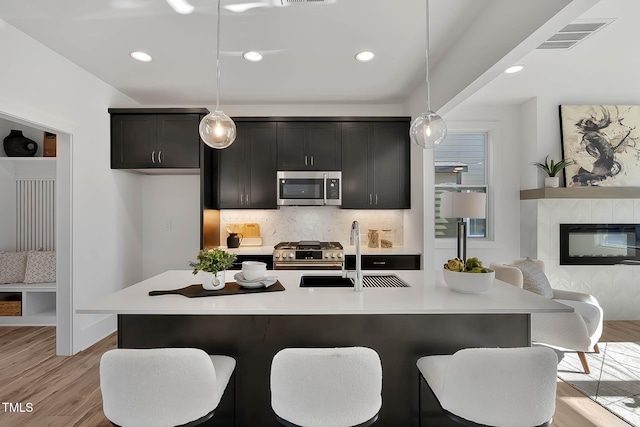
[199,110,236,149]
[409,110,447,149]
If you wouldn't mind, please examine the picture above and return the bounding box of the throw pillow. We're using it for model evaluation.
[0,252,28,284]
[513,258,553,298]
[23,251,56,284]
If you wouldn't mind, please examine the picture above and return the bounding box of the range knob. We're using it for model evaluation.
[274,253,281,259]
[288,253,294,259]
[325,253,330,259]
[331,253,337,258]
[337,253,343,259]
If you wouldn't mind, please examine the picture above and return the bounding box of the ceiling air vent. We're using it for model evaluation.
[280,0,335,4]
[537,19,614,50]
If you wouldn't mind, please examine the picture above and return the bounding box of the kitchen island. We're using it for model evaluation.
[79,270,571,426]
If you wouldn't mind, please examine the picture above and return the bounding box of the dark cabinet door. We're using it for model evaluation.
[341,123,373,208]
[341,121,410,209]
[306,122,342,170]
[276,123,306,170]
[156,114,201,168]
[110,110,203,170]
[218,122,277,209]
[371,122,410,209]
[277,122,342,170]
[111,115,156,168]
[244,122,277,208]
[217,128,246,208]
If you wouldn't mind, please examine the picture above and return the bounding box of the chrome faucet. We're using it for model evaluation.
[349,220,363,292]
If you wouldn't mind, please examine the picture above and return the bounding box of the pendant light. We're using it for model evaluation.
[409,0,446,149]
[199,0,236,149]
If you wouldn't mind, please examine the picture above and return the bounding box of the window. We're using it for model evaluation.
[435,133,488,239]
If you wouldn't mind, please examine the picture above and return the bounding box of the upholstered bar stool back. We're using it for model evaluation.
[100,348,236,427]
[417,347,557,427]
[270,347,382,427]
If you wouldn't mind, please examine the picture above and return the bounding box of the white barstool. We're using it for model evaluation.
[270,347,382,427]
[100,348,236,427]
[417,347,557,427]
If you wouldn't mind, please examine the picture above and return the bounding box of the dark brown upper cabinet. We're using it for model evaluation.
[216,122,277,209]
[341,120,411,209]
[276,122,341,171]
[110,108,207,170]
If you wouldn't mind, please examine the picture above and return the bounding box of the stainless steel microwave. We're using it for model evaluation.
[277,171,342,206]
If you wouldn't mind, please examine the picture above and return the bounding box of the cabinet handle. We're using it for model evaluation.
[369,194,372,205]
[158,151,162,163]
[311,155,314,166]
[240,194,243,205]
[305,155,308,166]
[372,261,386,265]
[375,194,378,205]
[152,151,155,164]
[246,194,250,205]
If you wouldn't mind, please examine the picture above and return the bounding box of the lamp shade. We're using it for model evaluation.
[440,192,486,219]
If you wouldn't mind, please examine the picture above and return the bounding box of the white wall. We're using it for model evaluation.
[141,175,201,278]
[0,19,142,353]
[435,104,522,267]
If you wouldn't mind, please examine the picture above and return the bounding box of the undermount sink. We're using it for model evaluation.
[299,274,410,288]
[299,275,354,288]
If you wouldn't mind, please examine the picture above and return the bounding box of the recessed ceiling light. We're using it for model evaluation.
[130,51,153,62]
[355,51,375,62]
[504,65,524,74]
[243,51,263,62]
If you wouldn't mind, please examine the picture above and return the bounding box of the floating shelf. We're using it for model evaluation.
[520,187,640,200]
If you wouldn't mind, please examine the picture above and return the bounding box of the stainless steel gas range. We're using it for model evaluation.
[273,241,344,270]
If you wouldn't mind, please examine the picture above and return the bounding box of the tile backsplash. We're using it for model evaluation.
[536,198,640,320]
[220,207,404,247]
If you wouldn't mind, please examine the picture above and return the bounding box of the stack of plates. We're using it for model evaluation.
[233,272,278,289]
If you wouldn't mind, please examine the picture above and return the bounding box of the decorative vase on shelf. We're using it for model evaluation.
[544,177,560,188]
[3,130,38,157]
[200,270,226,291]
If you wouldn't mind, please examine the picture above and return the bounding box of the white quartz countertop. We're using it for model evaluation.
[77,270,572,316]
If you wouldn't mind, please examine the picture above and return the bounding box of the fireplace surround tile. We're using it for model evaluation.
[570,200,592,223]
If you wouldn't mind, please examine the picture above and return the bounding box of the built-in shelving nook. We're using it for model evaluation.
[0,121,57,326]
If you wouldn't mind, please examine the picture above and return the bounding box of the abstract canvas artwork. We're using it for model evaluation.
[560,105,640,187]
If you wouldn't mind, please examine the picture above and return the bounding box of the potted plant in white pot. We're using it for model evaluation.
[190,248,237,290]
[532,155,575,188]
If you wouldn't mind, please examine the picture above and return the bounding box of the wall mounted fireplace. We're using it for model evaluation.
[560,224,640,265]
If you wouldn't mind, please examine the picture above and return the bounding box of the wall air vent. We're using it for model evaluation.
[537,19,614,50]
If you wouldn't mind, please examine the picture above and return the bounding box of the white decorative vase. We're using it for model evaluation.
[544,176,559,188]
[200,270,226,290]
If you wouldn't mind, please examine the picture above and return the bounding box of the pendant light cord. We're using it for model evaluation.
[425,0,431,112]
[216,0,221,111]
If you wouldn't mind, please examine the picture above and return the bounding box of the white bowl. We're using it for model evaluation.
[442,268,495,294]
[242,261,267,280]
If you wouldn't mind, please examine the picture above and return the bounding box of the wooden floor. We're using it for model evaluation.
[0,321,637,427]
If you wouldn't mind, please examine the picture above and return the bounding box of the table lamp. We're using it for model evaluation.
[439,191,486,261]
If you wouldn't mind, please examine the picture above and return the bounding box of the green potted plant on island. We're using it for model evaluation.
[442,257,495,294]
[189,248,237,290]
[531,155,576,188]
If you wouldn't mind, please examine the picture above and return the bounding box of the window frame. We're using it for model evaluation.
[434,121,497,250]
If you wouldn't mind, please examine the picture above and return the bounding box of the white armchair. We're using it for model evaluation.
[489,259,603,374]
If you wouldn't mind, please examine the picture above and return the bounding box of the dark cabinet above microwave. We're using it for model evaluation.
[110,108,207,172]
[276,122,342,171]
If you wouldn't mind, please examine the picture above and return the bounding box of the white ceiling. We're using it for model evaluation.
[0,0,618,109]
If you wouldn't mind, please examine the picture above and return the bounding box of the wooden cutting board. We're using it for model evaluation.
[244,223,260,237]
[149,281,284,297]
